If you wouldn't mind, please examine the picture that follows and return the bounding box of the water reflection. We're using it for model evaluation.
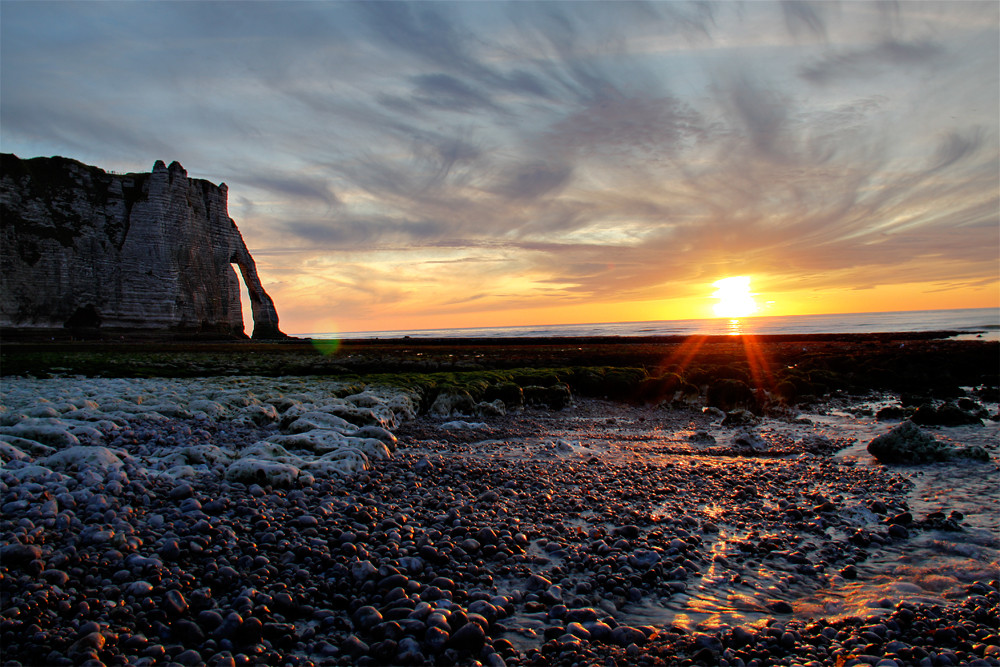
[727,318,744,335]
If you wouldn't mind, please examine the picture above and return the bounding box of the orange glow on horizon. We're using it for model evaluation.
[272,276,998,336]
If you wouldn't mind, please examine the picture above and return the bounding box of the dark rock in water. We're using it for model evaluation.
[730,626,754,647]
[565,608,600,624]
[613,524,640,539]
[485,382,525,409]
[610,625,647,647]
[912,402,983,426]
[956,445,990,461]
[475,527,500,545]
[887,512,913,525]
[900,393,930,407]
[585,621,613,642]
[524,384,572,410]
[236,617,263,644]
[636,373,685,404]
[688,429,716,444]
[773,380,800,403]
[867,421,990,464]
[0,153,285,338]
[693,633,723,652]
[540,586,564,605]
[887,524,910,539]
[630,549,661,568]
[707,379,756,412]
[956,396,984,411]
[766,600,793,614]
[722,409,758,427]
[875,405,907,421]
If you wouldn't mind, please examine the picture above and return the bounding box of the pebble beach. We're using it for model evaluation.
[1,337,998,667]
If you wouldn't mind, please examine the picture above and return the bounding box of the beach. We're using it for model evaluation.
[1,335,998,666]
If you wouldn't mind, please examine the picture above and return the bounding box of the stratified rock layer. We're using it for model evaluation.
[0,154,284,338]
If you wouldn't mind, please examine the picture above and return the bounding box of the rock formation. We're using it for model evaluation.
[0,154,285,338]
[866,421,990,464]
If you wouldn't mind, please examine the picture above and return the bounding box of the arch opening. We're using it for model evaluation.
[231,263,254,337]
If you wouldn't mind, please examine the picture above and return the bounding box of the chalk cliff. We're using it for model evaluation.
[0,154,285,338]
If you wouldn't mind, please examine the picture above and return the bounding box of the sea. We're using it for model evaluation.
[296,307,999,342]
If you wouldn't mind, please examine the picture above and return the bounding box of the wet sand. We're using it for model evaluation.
[1,335,998,666]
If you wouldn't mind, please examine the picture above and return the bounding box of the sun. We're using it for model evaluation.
[712,276,759,318]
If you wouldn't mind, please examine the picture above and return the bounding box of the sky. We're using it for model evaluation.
[2,1,998,335]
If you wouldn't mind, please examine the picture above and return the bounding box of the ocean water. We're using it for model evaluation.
[298,307,999,341]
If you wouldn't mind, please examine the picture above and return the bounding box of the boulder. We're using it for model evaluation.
[707,379,756,412]
[911,402,983,427]
[429,391,476,418]
[523,384,572,410]
[867,421,990,464]
[41,445,126,471]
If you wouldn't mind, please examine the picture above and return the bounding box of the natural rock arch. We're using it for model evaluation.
[0,154,286,338]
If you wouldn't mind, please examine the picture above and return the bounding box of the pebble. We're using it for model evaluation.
[450,621,487,652]
[164,589,188,615]
[611,625,647,646]
[1,377,997,667]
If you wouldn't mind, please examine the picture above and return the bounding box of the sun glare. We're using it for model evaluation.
[712,276,759,318]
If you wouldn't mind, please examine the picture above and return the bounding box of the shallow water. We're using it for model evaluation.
[699,410,997,628]
[479,396,1000,645]
[803,416,1000,620]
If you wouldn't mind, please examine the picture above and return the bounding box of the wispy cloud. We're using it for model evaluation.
[2,0,996,330]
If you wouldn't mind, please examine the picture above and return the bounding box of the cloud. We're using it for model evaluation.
[546,94,706,163]
[721,72,792,159]
[928,128,986,173]
[800,39,944,83]
[780,0,829,39]
[409,73,501,112]
[355,2,474,70]
[284,216,450,248]
[1,0,996,329]
[242,174,340,207]
[492,161,574,200]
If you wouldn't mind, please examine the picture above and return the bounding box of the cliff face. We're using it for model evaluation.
[0,154,285,338]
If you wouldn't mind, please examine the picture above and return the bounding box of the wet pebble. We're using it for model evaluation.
[2,384,997,667]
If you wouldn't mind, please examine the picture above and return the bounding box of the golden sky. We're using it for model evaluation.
[3,1,997,334]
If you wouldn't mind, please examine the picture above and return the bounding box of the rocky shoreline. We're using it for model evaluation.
[1,338,998,666]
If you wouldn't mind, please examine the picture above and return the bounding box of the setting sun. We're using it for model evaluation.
[712,276,759,318]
